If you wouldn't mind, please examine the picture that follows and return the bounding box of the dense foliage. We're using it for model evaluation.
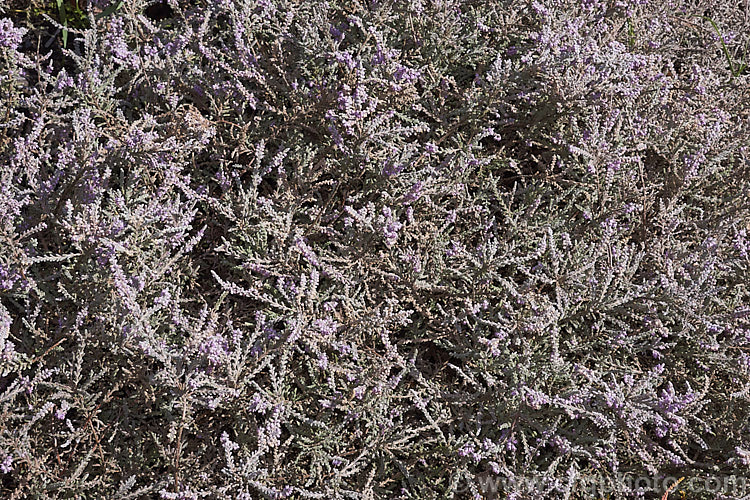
[1,0,750,498]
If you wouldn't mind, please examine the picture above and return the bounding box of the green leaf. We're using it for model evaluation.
[96,0,124,20]
[700,15,740,77]
[56,0,68,48]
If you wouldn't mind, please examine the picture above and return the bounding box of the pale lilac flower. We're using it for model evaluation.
[0,18,26,50]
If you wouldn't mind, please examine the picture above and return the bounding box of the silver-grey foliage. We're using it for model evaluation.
[1,0,750,498]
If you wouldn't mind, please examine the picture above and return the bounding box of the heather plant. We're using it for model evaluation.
[1,0,750,499]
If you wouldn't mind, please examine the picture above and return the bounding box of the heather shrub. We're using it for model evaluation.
[1,0,750,498]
